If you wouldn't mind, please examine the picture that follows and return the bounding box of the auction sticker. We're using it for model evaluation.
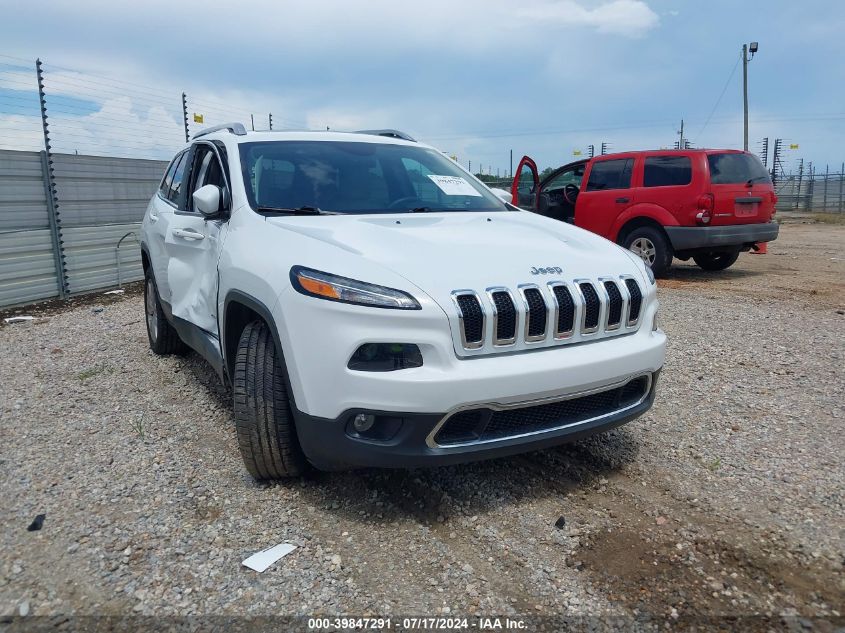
[427,175,482,197]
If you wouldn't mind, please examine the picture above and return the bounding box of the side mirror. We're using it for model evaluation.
[193,185,223,217]
[490,188,512,203]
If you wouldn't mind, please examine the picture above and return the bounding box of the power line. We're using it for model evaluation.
[693,54,742,142]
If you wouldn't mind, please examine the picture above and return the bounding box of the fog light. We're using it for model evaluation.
[348,343,423,371]
[353,413,375,432]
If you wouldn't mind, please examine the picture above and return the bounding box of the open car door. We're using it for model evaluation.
[511,155,539,209]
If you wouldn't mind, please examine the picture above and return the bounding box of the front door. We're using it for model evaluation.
[164,143,230,335]
[574,157,634,238]
[511,155,539,209]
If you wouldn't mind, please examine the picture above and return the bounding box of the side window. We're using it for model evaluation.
[643,156,692,187]
[159,155,180,197]
[544,165,584,190]
[585,158,633,191]
[166,152,188,207]
[189,145,228,210]
[516,162,537,207]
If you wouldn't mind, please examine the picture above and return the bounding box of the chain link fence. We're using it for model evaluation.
[774,168,845,213]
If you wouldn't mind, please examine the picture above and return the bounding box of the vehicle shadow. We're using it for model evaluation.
[299,427,640,526]
[661,263,761,284]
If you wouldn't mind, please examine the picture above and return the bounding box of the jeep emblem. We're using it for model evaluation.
[530,266,563,275]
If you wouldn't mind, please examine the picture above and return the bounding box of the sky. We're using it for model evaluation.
[1,0,843,175]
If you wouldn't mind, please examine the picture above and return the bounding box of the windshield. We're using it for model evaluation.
[707,153,771,185]
[239,140,508,214]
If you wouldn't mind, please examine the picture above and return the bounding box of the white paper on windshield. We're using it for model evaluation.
[427,175,482,197]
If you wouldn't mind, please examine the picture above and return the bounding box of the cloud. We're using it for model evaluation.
[515,0,660,37]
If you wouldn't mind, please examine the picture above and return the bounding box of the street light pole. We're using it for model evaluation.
[742,44,749,151]
[742,41,758,152]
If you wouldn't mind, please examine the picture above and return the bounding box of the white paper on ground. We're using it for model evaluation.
[242,542,297,572]
[103,289,125,295]
[4,316,35,323]
[427,175,482,197]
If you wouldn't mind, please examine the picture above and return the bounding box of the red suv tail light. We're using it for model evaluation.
[696,193,714,225]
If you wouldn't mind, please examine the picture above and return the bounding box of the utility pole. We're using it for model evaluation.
[678,119,684,151]
[250,114,255,131]
[269,113,273,130]
[509,149,513,178]
[600,142,608,155]
[760,137,769,168]
[587,144,594,158]
[742,42,758,151]
[742,45,749,150]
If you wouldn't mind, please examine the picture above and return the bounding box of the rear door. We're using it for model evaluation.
[705,152,774,226]
[574,156,634,238]
[637,153,697,222]
[163,143,230,334]
[511,155,539,209]
[146,150,187,303]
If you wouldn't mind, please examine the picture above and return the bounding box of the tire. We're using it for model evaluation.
[693,251,740,271]
[233,320,306,480]
[622,226,673,278]
[144,272,187,355]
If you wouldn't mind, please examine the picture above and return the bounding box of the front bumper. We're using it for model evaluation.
[294,371,659,470]
[665,222,779,251]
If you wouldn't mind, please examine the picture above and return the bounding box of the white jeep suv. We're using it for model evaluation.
[140,124,665,480]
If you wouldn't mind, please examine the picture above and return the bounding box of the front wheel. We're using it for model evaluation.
[622,226,673,278]
[233,320,307,480]
[693,251,740,271]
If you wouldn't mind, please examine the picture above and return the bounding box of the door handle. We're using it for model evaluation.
[172,228,205,240]
[615,197,630,203]
[149,213,158,223]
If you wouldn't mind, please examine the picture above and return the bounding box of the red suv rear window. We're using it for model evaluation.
[707,153,771,185]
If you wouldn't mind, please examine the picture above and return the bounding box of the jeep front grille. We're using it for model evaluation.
[451,276,643,352]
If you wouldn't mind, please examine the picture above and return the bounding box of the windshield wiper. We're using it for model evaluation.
[255,205,333,216]
[746,176,769,187]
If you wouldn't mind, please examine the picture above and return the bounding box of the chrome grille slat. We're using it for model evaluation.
[519,284,548,342]
[487,287,517,346]
[624,277,642,326]
[548,282,575,339]
[452,291,485,350]
[603,280,623,330]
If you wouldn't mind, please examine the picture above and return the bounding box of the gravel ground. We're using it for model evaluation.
[1,216,843,630]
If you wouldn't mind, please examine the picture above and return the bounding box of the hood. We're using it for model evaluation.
[267,211,642,297]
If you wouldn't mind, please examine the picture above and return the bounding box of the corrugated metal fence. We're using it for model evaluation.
[0,149,167,308]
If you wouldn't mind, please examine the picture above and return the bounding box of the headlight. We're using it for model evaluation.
[291,266,421,310]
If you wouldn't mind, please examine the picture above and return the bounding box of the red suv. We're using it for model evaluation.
[511,149,779,276]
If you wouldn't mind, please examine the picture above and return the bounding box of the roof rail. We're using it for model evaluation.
[355,129,416,142]
[192,122,247,140]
